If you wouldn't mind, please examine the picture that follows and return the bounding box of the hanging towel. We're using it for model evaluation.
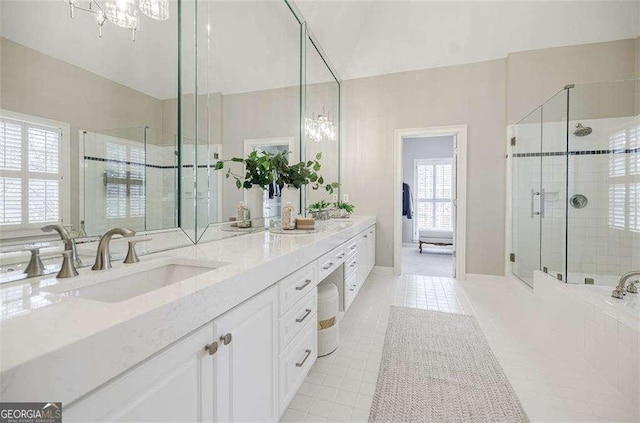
[403,183,413,219]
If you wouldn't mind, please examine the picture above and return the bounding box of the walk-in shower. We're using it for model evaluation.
[510,79,639,286]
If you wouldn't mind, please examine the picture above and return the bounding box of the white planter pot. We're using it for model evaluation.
[281,186,299,218]
[245,186,264,219]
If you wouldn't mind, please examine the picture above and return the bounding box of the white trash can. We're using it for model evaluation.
[317,282,339,356]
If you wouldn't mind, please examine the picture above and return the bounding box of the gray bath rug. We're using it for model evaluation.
[369,307,529,423]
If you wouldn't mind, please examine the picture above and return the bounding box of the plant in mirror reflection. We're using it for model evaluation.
[215,151,339,194]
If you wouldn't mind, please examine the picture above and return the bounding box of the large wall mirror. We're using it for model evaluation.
[190,0,303,241]
[305,34,340,208]
[1,0,181,239]
[0,0,340,279]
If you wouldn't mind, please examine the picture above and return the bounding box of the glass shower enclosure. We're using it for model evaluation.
[511,79,639,286]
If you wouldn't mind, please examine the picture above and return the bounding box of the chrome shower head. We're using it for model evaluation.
[573,123,592,137]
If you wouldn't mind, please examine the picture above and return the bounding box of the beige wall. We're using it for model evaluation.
[507,39,636,124]
[0,38,166,227]
[342,38,636,275]
[342,59,507,274]
[221,86,299,220]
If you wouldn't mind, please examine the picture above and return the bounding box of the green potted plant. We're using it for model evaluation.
[332,201,355,218]
[308,200,333,220]
[214,150,277,219]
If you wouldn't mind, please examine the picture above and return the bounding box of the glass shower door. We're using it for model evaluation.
[540,90,568,281]
[511,107,543,286]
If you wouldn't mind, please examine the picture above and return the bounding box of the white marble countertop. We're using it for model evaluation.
[0,216,376,405]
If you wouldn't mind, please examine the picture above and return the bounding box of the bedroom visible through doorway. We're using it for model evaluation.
[401,135,455,277]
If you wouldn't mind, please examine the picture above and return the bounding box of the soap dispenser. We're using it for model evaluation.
[282,202,295,230]
[237,201,251,228]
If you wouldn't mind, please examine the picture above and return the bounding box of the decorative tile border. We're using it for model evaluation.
[512,148,640,158]
[83,156,210,169]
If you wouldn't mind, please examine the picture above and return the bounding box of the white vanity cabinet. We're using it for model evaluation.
[345,225,376,310]
[57,221,376,423]
[64,285,278,423]
[64,323,216,422]
[214,285,279,422]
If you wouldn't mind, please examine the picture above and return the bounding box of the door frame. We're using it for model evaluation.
[393,125,467,280]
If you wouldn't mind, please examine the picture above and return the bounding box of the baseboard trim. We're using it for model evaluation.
[371,266,394,275]
[465,273,507,283]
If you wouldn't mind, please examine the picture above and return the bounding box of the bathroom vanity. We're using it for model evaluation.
[0,217,376,421]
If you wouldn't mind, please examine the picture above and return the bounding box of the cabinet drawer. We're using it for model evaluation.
[318,244,347,281]
[279,289,317,352]
[345,253,358,279]
[279,261,317,315]
[279,318,317,413]
[344,272,357,310]
[346,240,358,258]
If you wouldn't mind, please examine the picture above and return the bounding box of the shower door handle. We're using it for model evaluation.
[530,189,541,218]
[540,189,545,218]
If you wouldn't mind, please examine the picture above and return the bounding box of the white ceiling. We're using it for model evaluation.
[1,1,637,99]
[296,0,639,81]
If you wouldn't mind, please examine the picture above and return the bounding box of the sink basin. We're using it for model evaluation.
[44,260,224,303]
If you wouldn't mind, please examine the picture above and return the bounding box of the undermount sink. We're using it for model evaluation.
[43,260,225,303]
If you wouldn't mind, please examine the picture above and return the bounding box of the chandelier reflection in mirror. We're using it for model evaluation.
[305,108,337,143]
[64,0,169,41]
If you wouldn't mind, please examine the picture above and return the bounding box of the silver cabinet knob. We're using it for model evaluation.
[220,333,232,345]
[205,342,218,356]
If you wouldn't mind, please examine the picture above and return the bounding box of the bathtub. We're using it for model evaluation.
[534,271,639,409]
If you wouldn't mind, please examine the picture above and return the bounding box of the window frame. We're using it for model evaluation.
[0,109,71,239]
[413,158,453,240]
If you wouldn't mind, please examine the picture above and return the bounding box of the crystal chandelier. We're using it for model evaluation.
[64,0,169,41]
[305,108,337,143]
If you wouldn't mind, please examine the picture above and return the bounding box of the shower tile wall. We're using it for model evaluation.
[565,116,639,284]
[83,132,177,235]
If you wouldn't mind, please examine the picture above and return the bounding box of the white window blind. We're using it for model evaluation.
[415,159,453,237]
[0,116,62,228]
[105,142,146,220]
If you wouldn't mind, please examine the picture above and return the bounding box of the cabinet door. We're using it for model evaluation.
[356,233,368,286]
[368,226,376,274]
[64,324,216,422]
[214,285,278,422]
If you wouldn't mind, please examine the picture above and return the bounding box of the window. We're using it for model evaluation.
[414,159,453,238]
[607,123,640,232]
[0,113,68,231]
[104,142,146,220]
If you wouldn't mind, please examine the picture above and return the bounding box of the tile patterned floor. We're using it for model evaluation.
[281,272,637,422]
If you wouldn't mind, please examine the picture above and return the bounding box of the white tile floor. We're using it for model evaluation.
[281,271,638,422]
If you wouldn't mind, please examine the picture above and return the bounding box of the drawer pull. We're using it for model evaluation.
[295,279,312,291]
[296,308,312,323]
[322,262,334,270]
[363,234,368,238]
[349,262,357,268]
[296,349,312,367]
[349,245,356,250]
[220,333,232,345]
[204,342,218,356]
[337,253,345,259]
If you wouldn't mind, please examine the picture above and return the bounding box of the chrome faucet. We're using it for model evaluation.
[42,224,81,267]
[612,271,640,299]
[92,228,136,270]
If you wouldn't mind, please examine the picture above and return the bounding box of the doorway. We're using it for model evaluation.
[394,126,467,280]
